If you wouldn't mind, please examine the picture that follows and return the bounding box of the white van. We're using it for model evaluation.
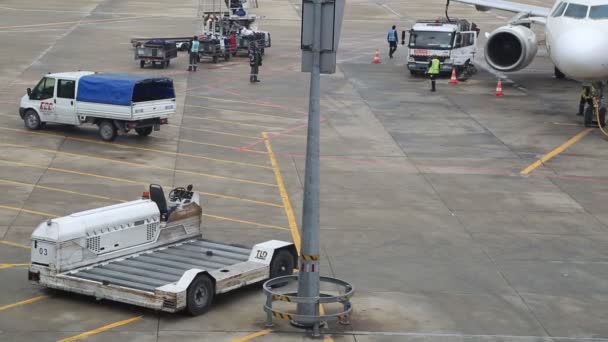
[19,71,176,141]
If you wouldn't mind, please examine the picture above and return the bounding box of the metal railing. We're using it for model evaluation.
[262,275,354,337]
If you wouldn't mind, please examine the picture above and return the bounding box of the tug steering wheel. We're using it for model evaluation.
[169,187,187,202]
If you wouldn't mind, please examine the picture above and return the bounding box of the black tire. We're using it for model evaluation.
[24,110,42,130]
[269,249,295,280]
[98,120,117,142]
[555,66,566,80]
[136,127,153,137]
[584,106,594,127]
[140,60,145,68]
[186,274,214,316]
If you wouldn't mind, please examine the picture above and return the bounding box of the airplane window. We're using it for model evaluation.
[564,3,589,18]
[551,2,568,17]
[589,5,608,19]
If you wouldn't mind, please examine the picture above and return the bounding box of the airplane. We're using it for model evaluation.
[448,0,608,112]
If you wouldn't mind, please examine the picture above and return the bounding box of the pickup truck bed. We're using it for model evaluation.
[64,239,251,292]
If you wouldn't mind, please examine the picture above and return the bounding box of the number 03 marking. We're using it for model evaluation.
[38,248,48,256]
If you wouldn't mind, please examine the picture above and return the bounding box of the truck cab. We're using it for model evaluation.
[407,19,477,76]
[21,71,93,126]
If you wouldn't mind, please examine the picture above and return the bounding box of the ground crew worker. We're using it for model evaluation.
[387,25,398,58]
[578,84,596,115]
[249,42,262,83]
[188,36,199,72]
[427,56,440,92]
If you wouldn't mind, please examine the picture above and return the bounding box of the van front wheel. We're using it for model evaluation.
[98,120,117,141]
[24,110,42,130]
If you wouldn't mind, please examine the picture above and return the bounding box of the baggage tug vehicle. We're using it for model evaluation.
[28,184,296,315]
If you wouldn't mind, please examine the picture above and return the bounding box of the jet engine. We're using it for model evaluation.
[485,25,538,72]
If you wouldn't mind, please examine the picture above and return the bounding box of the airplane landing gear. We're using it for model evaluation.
[582,81,607,129]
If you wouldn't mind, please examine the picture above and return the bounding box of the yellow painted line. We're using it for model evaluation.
[0,263,30,269]
[63,134,271,170]
[184,116,285,130]
[188,94,290,111]
[181,117,306,139]
[0,295,47,311]
[184,104,302,121]
[324,336,334,342]
[179,139,267,154]
[520,128,593,175]
[203,214,290,231]
[0,16,155,30]
[263,132,301,254]
[0,240,30,249]
[0,125,266,158]
[0,159,283,207]
[57,315,142,342]
[0,143,277,187]
[0,204,57,218]
[231,329,272,342]
[0,179,120,202]
[0,179,286,229]
[0,180,285,232]
[169,124,260,139]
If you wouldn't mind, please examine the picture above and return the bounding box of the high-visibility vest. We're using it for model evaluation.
[191,40,200,53]
[581,86,596,99]
[428,58,440,75]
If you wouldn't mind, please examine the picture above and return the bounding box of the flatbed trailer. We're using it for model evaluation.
[28,185,296,315]
[130,37,192,48]
[135,39,178,69]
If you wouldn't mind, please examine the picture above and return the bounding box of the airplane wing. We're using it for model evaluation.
[450,0,551,17]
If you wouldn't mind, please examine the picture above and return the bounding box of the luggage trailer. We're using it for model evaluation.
[28,185,297,315]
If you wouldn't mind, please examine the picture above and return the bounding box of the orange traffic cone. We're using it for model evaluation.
[448,68,458,85]
[372,49,381,64]
[495,79,504,96]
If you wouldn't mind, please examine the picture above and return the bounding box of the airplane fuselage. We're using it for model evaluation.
[545,0,608,80]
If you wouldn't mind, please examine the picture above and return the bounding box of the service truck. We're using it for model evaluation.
[28,184,297,315]
[19,72,175,141]
[407,18,478,78]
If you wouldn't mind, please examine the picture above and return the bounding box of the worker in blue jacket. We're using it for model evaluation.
[188,36,200,72]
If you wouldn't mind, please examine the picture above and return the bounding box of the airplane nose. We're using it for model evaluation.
[552,28,608,80]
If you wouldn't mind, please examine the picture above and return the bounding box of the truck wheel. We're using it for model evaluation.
[269,249,295,288]
[186,274,214,316]
[136,127,153,137]
[24,110,42,130]
[140,60,145,68]
[98,121,117,141]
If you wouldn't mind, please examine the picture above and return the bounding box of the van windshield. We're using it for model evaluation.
[409,31,453,50]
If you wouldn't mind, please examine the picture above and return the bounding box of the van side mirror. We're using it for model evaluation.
[27,88,31,98]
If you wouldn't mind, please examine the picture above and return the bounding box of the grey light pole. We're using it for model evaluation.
[295,0,322,328]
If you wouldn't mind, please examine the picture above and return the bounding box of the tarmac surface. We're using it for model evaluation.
[1,0,608,341]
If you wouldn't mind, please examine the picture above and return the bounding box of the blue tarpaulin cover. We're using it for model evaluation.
[76,73,174,106]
